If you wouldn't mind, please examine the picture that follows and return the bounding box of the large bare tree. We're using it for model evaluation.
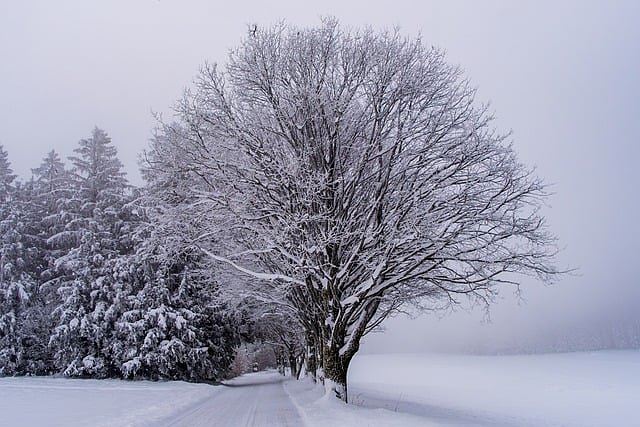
[145,19,560,401]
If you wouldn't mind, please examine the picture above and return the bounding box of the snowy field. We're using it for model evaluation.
[348,349,640,426]
[0,377,218,427]
[1,349,638,426]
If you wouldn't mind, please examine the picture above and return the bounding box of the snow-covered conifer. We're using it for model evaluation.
[0,146,35,375]
[49,128,135,377]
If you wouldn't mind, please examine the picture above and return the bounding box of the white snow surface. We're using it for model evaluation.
[0,376,217,427]
[1,350,638,426]
[284,375,433,427]
[348,349,640,426]
[164,371,302,426]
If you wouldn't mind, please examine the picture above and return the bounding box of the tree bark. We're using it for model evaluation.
[306,342,317,381]
[322,343,353,402]
[296,353,305,379]
[288,352,298,378]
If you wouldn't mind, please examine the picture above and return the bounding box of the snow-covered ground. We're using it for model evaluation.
[284,375,434,426]
[1,350,638,426]
[165,371,302,426]
[0,377,218,427]
[348,349,640,426]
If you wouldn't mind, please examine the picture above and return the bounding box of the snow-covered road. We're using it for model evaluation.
[163,372,303,427]
[0,371,305,427]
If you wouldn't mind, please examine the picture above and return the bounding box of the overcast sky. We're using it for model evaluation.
[1,0,638,353]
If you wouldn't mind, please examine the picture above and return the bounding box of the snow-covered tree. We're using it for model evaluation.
[49,128,135,377]
[10,150,75,374]
[0,146,36,375]
[116,232,238,381]
[32,150,74,269]
[114,149,240,381]
[147,20,561,401]
[259,312,305,378]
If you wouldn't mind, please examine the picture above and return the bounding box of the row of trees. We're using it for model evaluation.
[143,20,560,401]
[0,129,241,380]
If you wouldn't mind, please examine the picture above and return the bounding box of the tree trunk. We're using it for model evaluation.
[288,352,298,378]
[296,353,305,379]
[322,300,378,402]
[322,344,352,402]
[306,341,317,381]
[276,350,286,375]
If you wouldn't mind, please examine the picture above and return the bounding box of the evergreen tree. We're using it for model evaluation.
[115,212,239,381]
[49,128,135,377]
[0,145,15,198]
[11,179,54,374]
[32,150,73,285]
[0,146,34,375]
[14,150,75,374]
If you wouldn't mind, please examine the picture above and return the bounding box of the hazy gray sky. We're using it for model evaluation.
[1,0,638,353]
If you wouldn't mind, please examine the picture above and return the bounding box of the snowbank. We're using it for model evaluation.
[348,349,640,426]
[0,377,218,427]
[283,376,435,427]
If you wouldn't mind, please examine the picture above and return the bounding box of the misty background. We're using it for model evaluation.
[1,0,638,354]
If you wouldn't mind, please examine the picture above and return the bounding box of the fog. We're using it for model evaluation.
[1,0,638,354]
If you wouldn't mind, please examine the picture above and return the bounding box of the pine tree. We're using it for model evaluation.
[13,150,75,374]
[115,216,238,381]
[49,128,135,377]
[0,146,34,375]
[32,150,73,284]
[11,179,53,374]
